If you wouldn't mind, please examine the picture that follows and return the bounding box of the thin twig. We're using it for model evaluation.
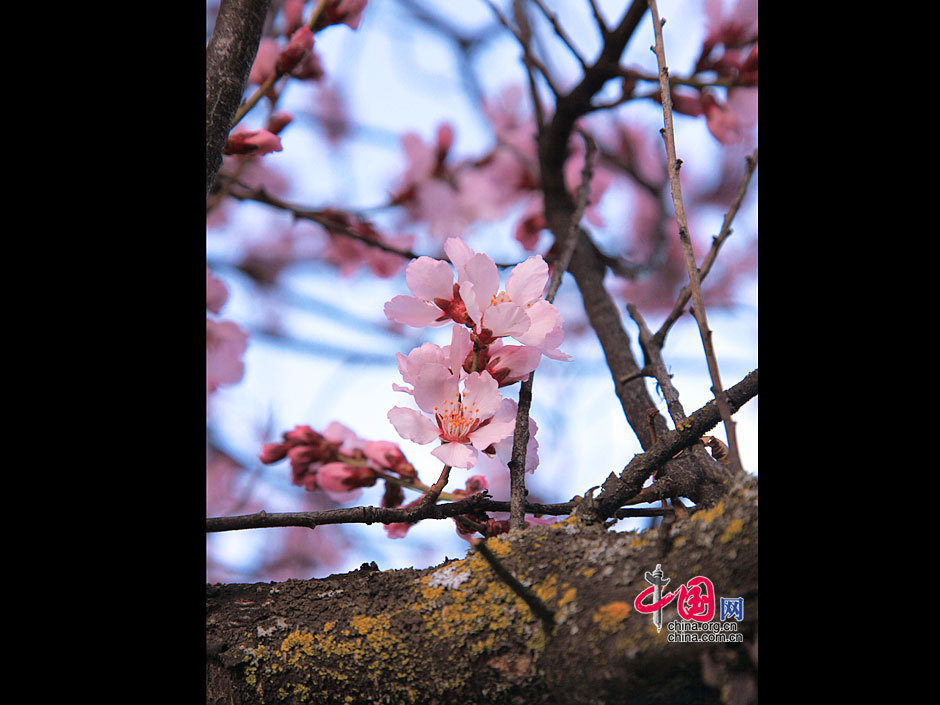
[530,0,589,71]
[653,148,758,346]
[628,303,686,426]
[483,0,562,98]
[507,131,596,532]
[546,129,596,304]
[230,0,329,129]
[417,464,453,509]
[472,538,555,634]
[647,0,743,474]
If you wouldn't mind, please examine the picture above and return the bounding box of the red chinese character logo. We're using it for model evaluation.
[675,576,715,622]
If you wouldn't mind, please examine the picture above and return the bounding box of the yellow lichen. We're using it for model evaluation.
[281,629,316,666]
[593,601,632,633]
[534,575,558,605]
[558,587,577,609]
[720,518,744,543]
[691,500,725,524]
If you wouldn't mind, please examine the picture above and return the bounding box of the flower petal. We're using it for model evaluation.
[482,301,531,338]
[515,299,562,346]
[468,403,516,450]
[443,237,475,280]
[460,370,501,420]
[384,295,448,327]
[462,253,500,303]
[406,256,456,302]
[388,407,440,444]
[446,324,473,377]
[431,441,477,468]
[412,364,459,415]
[505,255,548,305]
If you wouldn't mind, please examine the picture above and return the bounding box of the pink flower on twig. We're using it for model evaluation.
[388,366,516,469]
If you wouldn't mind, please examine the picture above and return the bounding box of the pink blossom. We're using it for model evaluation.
[317,210,411,278]
[206,267,228,314]
[385,238,570,360]
[281,0,306,35]
[223,129,283,156]
[265,111,293,135]
[362,441,416,478]
[393,325,473,395]
[206,319,248,396]
[703,0,758,55]
[322,0,368,30]
[513,196,547,251]
[388,367,515,469]
[316,462,377,502]
[701,93,742,145]
[311,82,351,144]
[276,26,314,75]
[383,238,473,328]
[482,341,542,387]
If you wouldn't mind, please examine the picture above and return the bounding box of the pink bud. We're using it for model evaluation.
[223,129,283,156]
[323,0,368,30]
[277,26,314,74]
[266,111,293,135]
[259,442,288,464]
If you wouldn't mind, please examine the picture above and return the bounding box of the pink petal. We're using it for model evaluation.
[482,301,531,338]
[388,407,440,444]
[316,462,356,493]
[406,256,455,302]
[431,441,477,468]
[384,295,447,327]
[412,364,459,415]
[443,237,475,279]
[468,399,517,450]
[488,344,541,383]
[505,256,548,305]
[397,343,446,385]
[458,280,484,330]
[515,299,562,346]
[462,253,500,303]
[460,371,501,420]
[446,325,473,376]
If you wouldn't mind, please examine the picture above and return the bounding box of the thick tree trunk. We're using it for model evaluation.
[206,475,757,705]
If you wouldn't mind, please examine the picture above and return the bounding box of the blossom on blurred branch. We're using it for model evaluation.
[206,267,248,401]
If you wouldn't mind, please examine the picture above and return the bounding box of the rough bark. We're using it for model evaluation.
[206,0,272,195]
[206,474,758,705]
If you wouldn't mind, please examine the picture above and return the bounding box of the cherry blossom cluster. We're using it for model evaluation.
[389,92,611,251]
[260,421,414,503]
[257,420,515,540]
[256,236,567,540]
[384,237,568,469]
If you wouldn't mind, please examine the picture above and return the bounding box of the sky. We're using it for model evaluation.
[206,0,758,581]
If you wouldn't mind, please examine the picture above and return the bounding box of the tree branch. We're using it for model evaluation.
[206,0,273,195]
[647,0,744,473]
[575,368,757,523]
